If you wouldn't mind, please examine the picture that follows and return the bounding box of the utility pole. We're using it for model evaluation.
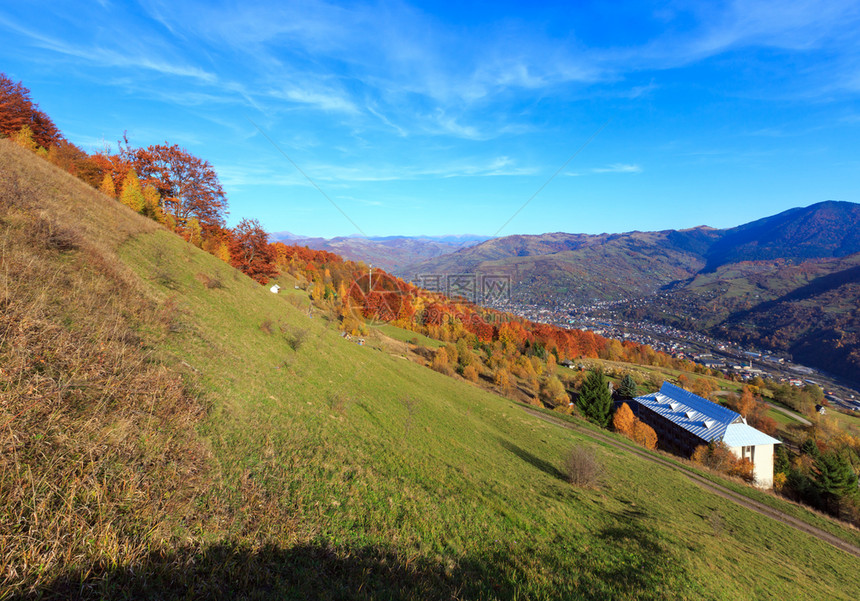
[368,264,373,293]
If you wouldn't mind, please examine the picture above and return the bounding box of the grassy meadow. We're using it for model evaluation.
[2,140,859,599]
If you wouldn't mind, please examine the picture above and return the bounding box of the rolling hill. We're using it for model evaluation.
[408,202,860,305]
[3,140,859,599]
[401,229,721,304]
[710,259,860,381]
[407,201,860,380]
[703,201,860,271]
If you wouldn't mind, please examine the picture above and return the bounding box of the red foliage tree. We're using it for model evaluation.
[0,73,61,148]
[268,243,342,265]
[88,151,132,192]
[229,219,277,284]
[46,140,103,186]
[129,143,228,230]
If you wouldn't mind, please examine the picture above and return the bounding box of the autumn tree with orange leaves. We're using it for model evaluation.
[229,218,277,284]
[612,403,636,435]
[612,402,658,449]
[0,73,61,148]
[631,421,658,450]
[692,442,756,483]
[128,143,228,231]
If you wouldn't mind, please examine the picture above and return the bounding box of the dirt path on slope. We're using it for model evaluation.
[763,401,812,426]
[520,407,860,559]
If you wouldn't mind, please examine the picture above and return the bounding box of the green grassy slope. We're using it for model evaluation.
[120,233,860,598]
[3,140,859,599]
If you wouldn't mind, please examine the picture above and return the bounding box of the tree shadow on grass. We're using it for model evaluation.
[12,541,533,601]
[579,507,699,601]
[497,438,565,481]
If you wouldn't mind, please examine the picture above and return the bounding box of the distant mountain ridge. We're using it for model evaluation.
[406,201,860,301]
[704,200,860,271]
[402,200,860,381]
[401,228,719,303]
[271,232,491,272]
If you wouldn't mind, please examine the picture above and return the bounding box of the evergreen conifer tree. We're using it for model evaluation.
[577,368,612,427]
[813,452,857,517]
[800,437,821,459]
[774,444,791,475]
[618,374,637,399]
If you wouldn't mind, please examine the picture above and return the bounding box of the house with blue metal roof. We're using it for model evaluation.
[630,382,781,488]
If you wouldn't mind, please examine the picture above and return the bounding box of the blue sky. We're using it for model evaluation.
[2,1,859,237]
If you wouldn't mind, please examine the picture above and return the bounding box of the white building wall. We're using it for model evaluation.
[729,443,775,488]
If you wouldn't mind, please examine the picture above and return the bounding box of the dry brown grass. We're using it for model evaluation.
[0,140,213,595]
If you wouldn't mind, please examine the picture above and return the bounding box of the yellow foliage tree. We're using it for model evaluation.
[214,241,231,263]
[691,377,714,399]
[120,169,145,213]
[163,211,177,232]
[143,185,167,224]
[12,125,38,152]
[311,281,325,302]
[431,348,452,375]
[773,471,787,492]
[494,367,512,391]
[606,339,624,361]
[186,217,203,248]
[463,364,479,383]
[541,376,568,407]
[99,173,116,198]
[631,420,658,450]
[612,403,636,436]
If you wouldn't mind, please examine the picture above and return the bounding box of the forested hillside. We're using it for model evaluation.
[3,132,860,601]
[3,72,860,599]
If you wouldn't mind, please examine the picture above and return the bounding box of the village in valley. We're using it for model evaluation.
[494,295,860,411]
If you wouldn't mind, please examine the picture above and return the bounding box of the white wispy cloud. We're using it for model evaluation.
[271,87,360,114]
[216,164,314,189]
[304,156,538,183]
[336,195,383,207]
[567,164,643,176]
[612,0,860,73]
[431,111,485,140]
[0,15,216,83]
[101,0,860,145]
[366,105,408,137]
[593,163,642,174]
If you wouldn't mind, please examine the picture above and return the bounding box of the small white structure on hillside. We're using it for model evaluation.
[270,284,281,294]
[630,383,781,488]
